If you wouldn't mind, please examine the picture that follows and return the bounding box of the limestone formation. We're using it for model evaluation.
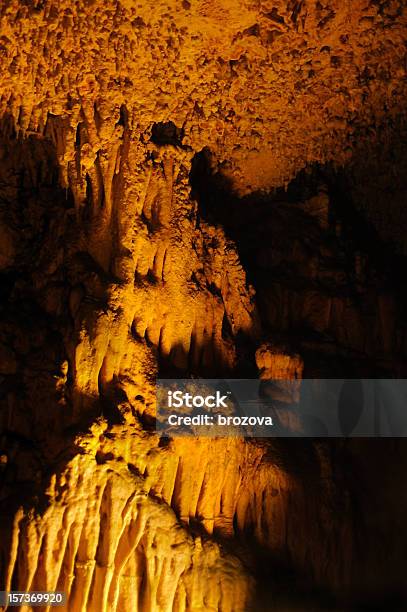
[1,1,407,611]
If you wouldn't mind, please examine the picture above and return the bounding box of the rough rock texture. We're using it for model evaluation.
[1,0,406,193]
[1,1,407,611]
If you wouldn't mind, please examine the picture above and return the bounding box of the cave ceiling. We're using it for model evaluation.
[1,0,406,193]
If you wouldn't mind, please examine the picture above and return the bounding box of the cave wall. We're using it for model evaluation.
[1,1,407,610]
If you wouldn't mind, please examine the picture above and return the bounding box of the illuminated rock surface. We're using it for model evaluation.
[0,1,407,610]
